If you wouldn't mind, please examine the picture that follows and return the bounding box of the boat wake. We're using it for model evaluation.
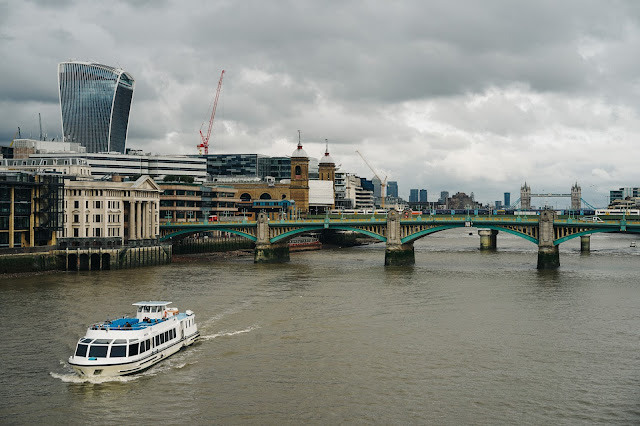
[199,325,259,341]
[50,369,141,384]
[198,301,252,328]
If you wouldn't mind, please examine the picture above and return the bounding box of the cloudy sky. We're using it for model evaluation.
[2,0,640,206]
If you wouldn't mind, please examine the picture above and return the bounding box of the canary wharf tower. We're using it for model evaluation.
[58,61,135,153]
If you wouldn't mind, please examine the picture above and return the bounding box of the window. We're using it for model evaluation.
[95,201,102,208]
[74,201,79,209]
[75,344,88,357]
[110,345,126,357]
[95,215,102,223]
[129,343,139,356]
[73,228,79,237]
[73,214,79,223]
[88,345,108,358]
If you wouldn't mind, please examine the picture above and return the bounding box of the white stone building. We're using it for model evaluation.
[60,176,161,246]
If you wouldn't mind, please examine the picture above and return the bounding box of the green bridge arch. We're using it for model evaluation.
[270,225,387,243]
[401,224,540,245]
[160,227,257,242]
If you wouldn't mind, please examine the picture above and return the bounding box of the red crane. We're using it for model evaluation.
[198,70,225,155]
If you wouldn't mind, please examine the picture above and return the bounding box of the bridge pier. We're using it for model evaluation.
[478,229,498,250]
[385,209,415,265]
[580,235,590,253]
[254,242,290,263]
[385,243,415,266]
[254,212,290,263]
[537,209,560,269]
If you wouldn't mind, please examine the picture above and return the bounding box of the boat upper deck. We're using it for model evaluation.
[90,313,189,332]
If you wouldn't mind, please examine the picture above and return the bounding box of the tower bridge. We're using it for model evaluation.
[160,209,640,269]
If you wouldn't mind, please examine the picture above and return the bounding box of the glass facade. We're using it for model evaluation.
[205,154,293,180]
[387,181,398,198]
[58,62,135,153]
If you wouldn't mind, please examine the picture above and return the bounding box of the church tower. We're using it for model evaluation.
[318,139,336,209]
[290,130,310,214]
[318,139,336,182]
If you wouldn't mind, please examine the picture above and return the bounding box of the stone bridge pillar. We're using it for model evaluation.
[254,213,290,263]
[385,209,415,266]
[478,229,498,250]
[537,209,559,269]
[580,235,590,253]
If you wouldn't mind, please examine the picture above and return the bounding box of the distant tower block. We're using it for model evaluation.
[571,182,581,210]
[521,182,531,210]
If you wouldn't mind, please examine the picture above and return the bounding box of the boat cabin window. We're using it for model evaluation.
[93,339,112,345]
[129,343,139,356]
[75,344,88,357]
[113,339,127,344]
[80,338,94,344]
[110,345,126,357]
[89,345,108,358]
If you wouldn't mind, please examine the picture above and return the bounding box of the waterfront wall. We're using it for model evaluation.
[0,252,64,274]
[0,245,172,274]
[172,237,254,255]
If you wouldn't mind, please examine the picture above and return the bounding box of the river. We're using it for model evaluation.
[1,229,639,424]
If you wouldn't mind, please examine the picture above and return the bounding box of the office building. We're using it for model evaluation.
[58,61,135,153]
[609,187,640,206]
[387,181,398,198]
[0,171,64,248]
[439,191,449,205]
[419,189,427,203]
[504,192,511,208]
[28,152,206,180]
[409,189,418,203]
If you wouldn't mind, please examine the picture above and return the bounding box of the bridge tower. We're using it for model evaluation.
[571,182,581,210]
[521,182,531,210]
[385,209,415,265]
[254,212,290,263]
[290,132,310,215]
[537,208,559,269]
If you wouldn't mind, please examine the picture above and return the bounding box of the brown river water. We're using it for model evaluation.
[1,229,639,424]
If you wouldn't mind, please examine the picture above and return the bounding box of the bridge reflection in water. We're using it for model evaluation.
[160,209,640,269]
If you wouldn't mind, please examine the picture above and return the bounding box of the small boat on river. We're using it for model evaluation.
[68,301,199,377]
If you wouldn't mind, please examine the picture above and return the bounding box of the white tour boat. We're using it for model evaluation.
[69,301,199,377]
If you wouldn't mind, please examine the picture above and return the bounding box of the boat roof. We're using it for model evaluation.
[132,301,172,306]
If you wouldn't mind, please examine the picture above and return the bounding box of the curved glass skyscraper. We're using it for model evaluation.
[58,61,135,153]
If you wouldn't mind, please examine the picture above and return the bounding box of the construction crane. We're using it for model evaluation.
[9,127,20,147]
[356,150,388,208]
[198,70,225,155]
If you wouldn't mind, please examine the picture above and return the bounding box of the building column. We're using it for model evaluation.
[142,201,149,240]
[150,201,156,240]
[136,201,142,241]
[128,200,135,241]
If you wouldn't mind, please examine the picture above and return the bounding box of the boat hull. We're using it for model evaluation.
[69,332,199,377]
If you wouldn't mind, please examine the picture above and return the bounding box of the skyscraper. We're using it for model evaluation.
[58,61,135,153]
[504,192,511,208]
[419,189,427,203]
[409,189,418,202]
[387,181,398,198]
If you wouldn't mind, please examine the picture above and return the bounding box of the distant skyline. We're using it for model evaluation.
[2,1,640,206]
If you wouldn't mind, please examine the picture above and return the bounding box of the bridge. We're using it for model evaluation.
[160,209,640,269]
